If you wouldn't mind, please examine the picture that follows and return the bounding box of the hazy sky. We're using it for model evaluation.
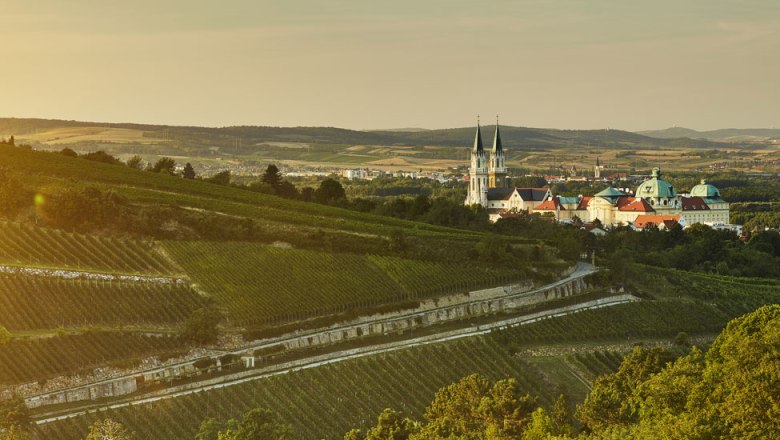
[1,0,778,130]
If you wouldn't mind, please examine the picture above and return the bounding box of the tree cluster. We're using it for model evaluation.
[196,408,291,440]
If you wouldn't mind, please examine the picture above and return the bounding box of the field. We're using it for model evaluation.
[0,222,175,275]
[0,273,207,331]
[164,242,522,329]
[4,118,778,173]
[0,333,184,386]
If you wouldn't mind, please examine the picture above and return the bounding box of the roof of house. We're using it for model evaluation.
[486,188,515,201]
[515,188,549,201]
[559,196,580,205]
[690,179,721,198]
[595,187,627,204]
[633,214,681,229]
[534,198,564,211]
[635,168,677,199]
[576,196,593,210]
[617,197,654,212]
[681,196,710,211]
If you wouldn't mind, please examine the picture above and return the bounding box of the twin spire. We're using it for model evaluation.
[472,116,502,154]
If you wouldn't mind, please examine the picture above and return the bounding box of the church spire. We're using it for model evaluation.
[473,116,484,153]
[492,115,502,153]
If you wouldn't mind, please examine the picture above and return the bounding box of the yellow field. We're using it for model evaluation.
[16,127,168,145]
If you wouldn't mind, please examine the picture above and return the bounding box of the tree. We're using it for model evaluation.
[274,180,300,199]
[151,157,176,175]
[354,408,415,440]
[60,148,78,157]
[196,417,222,440]
[261,165,282,188]
[85,418,133,440]
[0,396,29,432]
[233,408,292,440]
[314,178,346,205]
[300,187,315,202]
[81,151,121,165]
[549,393,573,436]
[126,155,144,170]
[411,374,537,439]
[206,171,230,186]
[181,307,222,344]
[183,163,196,179]
[576,345,673,432]
[7,136,14,147]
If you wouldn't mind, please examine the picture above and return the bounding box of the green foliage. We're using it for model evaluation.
[60,147,78,158]
[0,168,32,218]
[206,171,230,186]
[0,396,29,431]
[183,163,196,179]
[85,418,133,440]
[126,155,144,170]
[577,305,780,439]
[260,165,282,188]
[315,178,346,204]
[180,307,222,345]
[576,345,673,431]
[80,150,121,165]
[151,157,176,175]
[412,374,537,439]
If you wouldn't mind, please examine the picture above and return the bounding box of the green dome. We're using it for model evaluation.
[636,168,677,199]
[690,179,721,198]
[595,187,626,204]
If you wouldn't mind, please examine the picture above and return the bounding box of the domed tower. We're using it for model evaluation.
[488,118,507,188]
[635,167,679,210]
[690,179,722,199]
[465,121,488,207]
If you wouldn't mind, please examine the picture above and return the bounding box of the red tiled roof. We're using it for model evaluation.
[634,215,680,229]
[534,198,564,211]
[681,196,710,211]
[576,196,593,210]
[617,197,654,212]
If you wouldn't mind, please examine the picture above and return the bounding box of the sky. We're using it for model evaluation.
[1,0,778,131]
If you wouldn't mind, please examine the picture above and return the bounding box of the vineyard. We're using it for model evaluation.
[0,222,175,275]
[0,273,207,330]
[0,333,184,385]
[164,241,525,328]
[32,290,764,440]
[34,338,552,439]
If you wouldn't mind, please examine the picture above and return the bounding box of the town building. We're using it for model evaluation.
[534,168,730,228]
[464,122,550,222]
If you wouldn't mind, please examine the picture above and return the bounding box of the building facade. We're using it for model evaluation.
[534,168,730,228]
[464,123,549,222]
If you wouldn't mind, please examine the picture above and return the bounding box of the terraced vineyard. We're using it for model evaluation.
[0,333,184,385]
[368,255,524,297]
[34,288,772,440]
[0,222,175,275]
[164,241,524,328]
[34,338,551,439]
[0,273,208,330]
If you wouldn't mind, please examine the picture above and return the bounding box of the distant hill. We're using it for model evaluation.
[0,117,735,154]
[640,127,780,143]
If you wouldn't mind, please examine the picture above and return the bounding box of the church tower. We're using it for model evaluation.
[488,118,507,188]
[465,121,488,207]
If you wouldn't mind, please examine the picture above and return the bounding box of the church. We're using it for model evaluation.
[464,123,730,228]
[464,121,550,223]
